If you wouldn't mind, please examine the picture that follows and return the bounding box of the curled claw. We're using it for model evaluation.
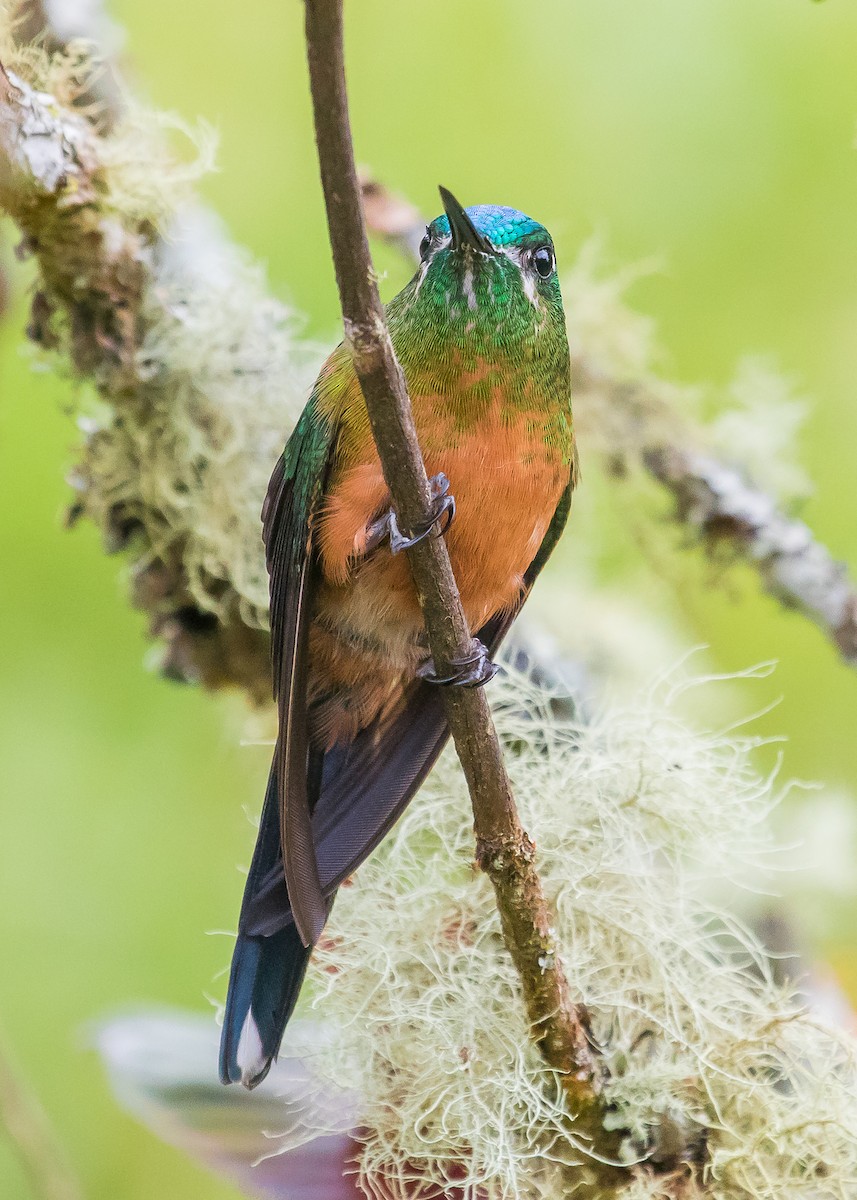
[389,472,455,554]
[365,473,455,556]
[417,637,498,688]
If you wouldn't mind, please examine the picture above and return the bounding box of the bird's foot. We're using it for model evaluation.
[417,637,498,688]
[365,473,455,555]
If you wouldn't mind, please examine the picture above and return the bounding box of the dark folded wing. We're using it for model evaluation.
[262,401,339,946]
[244,476,575,938]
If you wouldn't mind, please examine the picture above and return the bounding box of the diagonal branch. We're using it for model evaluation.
[360,176,857,669]
[302,0,620,1173]
[644,444,857,660]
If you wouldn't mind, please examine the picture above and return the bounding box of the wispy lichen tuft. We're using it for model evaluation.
[77,211,318,627]
[564,241,701,461]
[304,667,857,1199]
[566,244,812,509]
[709,357,812,506]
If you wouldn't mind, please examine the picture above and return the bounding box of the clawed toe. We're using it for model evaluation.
[417,637,498,688]
[365,473,456,557]
[389,472,455,554]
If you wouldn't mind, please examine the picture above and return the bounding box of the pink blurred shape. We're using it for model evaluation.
[94,1009,364,1200]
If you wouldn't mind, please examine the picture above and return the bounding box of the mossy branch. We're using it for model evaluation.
[0,56,279,703]
[644,443,857,659]
[302,0,620,1172]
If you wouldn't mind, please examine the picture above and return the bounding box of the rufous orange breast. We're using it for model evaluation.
[308,396,568,748]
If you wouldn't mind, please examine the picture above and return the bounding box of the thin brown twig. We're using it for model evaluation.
[0,1031,83,1200]
[360,174,857,668]
[302,0,620,1174]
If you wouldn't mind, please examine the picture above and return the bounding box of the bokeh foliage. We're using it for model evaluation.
[1,1,857,1196]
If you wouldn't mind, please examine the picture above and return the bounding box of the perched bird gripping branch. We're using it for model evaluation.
[220,188,576,1088]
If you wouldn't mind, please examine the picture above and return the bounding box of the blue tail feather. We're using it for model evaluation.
[219,925,312,1087]
[220,754,331,1088]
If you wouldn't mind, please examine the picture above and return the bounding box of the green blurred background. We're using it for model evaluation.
[1,0,856,1195]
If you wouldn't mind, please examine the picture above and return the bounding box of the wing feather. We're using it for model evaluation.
[262,403,339,947]
[244,475,575,938]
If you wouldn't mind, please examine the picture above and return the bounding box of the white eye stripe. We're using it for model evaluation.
[417,237,548,309]
[520,268,540,310]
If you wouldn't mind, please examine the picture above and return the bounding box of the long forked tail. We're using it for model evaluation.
[219,668,454,1089]
[219,763,328,1089]
[218,607,524,1088]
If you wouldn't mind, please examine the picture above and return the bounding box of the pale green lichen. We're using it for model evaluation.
[302,667,857,1199]
[564,240,702,460]
[79,211,320,626]
[709,357,812,506]
[564,239,665,383]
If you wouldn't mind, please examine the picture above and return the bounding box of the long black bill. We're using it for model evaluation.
[438,185,494,255]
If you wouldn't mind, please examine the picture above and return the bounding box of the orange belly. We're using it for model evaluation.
[306,405,568,748]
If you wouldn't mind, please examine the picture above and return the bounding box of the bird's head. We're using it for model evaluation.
[391,187,564,353]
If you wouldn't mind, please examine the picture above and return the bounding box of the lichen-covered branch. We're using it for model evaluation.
[0,64,144,384]
[13,0,124,119]
[302,0,618,1169]
[0,51,315,704]
[645,444,857,660]
[361,176,857,669]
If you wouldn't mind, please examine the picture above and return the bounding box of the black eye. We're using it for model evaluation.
[532,245,555,278]
[419,228,432,260]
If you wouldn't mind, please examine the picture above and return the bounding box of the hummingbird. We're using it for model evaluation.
[219,188,576,1088]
